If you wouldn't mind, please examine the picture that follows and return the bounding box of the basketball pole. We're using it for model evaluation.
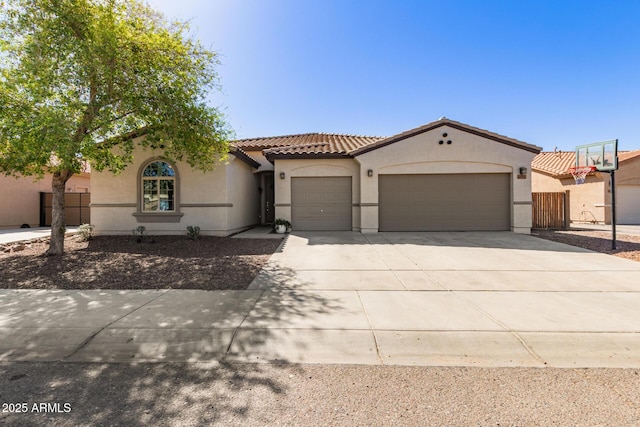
[610,170,616,250]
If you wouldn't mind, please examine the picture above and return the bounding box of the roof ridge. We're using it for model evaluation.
[234,132,384,142]
[263,142,331,152]
[315,132,386,139]
[233,132,321,142]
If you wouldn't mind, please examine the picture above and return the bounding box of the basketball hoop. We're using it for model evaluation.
[569,166,596,185]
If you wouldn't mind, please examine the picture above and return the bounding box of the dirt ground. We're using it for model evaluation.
[0,235,282,290]
[0,229,638,290]
[532,229,640,262]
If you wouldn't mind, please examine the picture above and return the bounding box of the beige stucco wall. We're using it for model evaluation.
[273,159,361,230]
[0,173,90,228]
[227,158,261,232]
[355,125,537,233]
[616,156,640,186]
[91,144,257,236]
[532,171,608,224]
[532,155,640,225]
[245,151,273,172]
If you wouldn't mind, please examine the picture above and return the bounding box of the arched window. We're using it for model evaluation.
[141,161,176,212]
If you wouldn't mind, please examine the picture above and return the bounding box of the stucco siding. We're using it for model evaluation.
[355,125,536,233]
[245,151,273,171]
[91,144,232,235]
[0,173,90,228]
[273,159,360,230]
[532,171,607,224]
[227,157,261,232]
[567,177,606,223]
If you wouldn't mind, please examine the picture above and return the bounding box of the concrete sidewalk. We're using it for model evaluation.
[0,227,79,245]
[570,222,640,236]
[1,231,640,368]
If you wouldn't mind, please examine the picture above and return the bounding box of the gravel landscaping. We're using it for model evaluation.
[1,228,638,290]
[0,234,282,290]
[532,228,640,262]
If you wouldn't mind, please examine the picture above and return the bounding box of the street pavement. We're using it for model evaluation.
[2,231,640,368]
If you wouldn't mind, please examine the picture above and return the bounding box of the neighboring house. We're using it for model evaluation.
[90,118,542,235]
[532,150,640,224]
[0,172,91,228]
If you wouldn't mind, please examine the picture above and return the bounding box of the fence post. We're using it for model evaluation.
[39,192,45,227]
[564,190,570,229]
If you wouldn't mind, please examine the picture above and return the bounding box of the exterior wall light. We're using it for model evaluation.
[367,169,373,177]
[279,172,285,179]
[519,167,527,175]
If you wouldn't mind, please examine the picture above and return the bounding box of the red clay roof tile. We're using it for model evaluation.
[234,133,384,157]
[532,149,640,177]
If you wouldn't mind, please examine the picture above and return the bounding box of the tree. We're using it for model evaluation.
[0,0,232,255]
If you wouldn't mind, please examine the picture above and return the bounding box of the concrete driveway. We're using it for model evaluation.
[246,231,640,367]
[2,231,640,367]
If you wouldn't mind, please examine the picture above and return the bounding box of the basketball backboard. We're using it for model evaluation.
[576,139,618,171]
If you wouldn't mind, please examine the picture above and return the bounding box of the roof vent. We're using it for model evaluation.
[439,116,448,120]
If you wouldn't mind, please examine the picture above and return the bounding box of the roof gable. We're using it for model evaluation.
[351,118,542,156]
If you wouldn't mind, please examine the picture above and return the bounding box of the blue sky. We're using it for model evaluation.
[147,0,640,151]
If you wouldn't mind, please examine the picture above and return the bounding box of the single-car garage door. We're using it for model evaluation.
[291,177,352,230]
[617,185,640,224]
[379,173,510,231]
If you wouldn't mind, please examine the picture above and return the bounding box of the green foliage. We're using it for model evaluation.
[0,0,232,176]
[131,225,147,243]
[0,0,231,255]
[77,223,94,241]
[274,218,291,229]
[186,225,200,240]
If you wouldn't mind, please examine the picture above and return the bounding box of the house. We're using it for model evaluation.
[90,118,542,235]
[532,150,640,224]
[0,172,90,229]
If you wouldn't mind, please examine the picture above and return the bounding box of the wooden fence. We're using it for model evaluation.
[532,192,568,229]
[40,192,91,226]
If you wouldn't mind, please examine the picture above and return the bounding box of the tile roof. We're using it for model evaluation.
[618,149,640,162]
[531,151,577,176]
[532,149,640,177]
[229,145,261,169]
[234,118,542,161]
[234,133,385,158]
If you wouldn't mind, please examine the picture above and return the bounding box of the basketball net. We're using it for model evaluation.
[569,166,596,185]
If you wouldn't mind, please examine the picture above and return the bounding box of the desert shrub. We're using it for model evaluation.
[187,225,201,240]
[77,224,94,241]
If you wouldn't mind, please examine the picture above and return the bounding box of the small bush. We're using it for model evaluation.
[77,224,95,241]
[131,225,147,243]
[273,218,291,229]
[187,225,201,240]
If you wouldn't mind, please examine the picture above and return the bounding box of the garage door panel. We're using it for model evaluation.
[379,174,510,231]
[617,185,640,224]
[292,177,352,231]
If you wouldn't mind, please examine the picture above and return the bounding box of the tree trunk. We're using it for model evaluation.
[46,170,72,256]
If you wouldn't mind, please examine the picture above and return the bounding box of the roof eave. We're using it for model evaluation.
[229,146,261,169]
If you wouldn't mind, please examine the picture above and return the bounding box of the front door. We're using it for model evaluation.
[265,172,275,223]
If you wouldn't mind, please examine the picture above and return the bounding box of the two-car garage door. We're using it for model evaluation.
[379,174,511,231]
